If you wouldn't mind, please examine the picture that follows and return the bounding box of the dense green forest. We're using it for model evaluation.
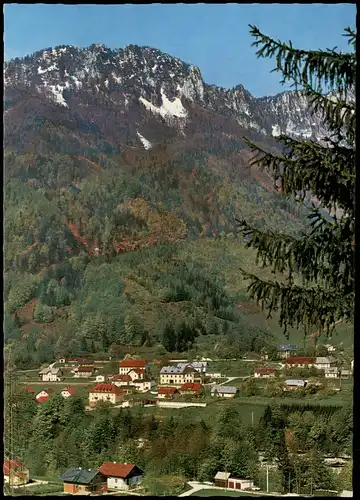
[5,386,353,495]
[4,146,311,368]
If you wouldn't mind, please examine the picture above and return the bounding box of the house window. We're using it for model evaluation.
[115,479,118,483]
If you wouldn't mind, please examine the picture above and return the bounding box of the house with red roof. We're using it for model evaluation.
[157,387,178,399]
[35,389,54,404]
[254,368,276,379]
[127,368,145,381]
[89,384,124,407]
[119,359,148,375]
[61,386,76,399]
[74,365,94,378]
[24,387,35,395]
[179,383,204,396]
[110,374,132,387]
[285,357,315,368]
[99,462,143,491]
[4,459,30,485]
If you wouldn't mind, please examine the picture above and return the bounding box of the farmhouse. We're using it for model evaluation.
[325,367,339,378]
[39,367,63,382]
[160,365,202,386]
[315,356,337,370]
[254,368,276,378]
[278,344,297,359]
[133,378,155,392]
[179,382,204,396]
[74,365,94,378]
[119,359,147,375]
[4,460,30,486]
[211,386,238,398]
[35,389,54,403]
[157,387,178,399]
[99,462,144,491]
[89,384,124,406]
[111,374,132,387]
[284,379,306,390]
[59,467,106,494]
[61,386,76,398]
[285,356,315,368]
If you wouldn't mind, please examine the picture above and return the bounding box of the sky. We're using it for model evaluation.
[4,3,356,97]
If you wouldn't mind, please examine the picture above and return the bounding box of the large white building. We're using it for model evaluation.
[159,365,202,387]
[38,367,63,382]
[89,384,124,406]
[315,356,337,370]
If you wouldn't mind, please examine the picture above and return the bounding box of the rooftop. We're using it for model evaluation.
[158,387,178,395]
[90,383,123,394]
[4,460,27,475]
[119,359,146,368]
[211,385,237,394]
[99,462,140,478]
[59,467,100,485]
[180,383,203,391]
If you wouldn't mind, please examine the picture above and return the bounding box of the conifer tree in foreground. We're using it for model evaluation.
[237,25,355,336]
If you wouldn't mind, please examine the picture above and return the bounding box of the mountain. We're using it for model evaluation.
[5,43,319,367]
[4,43,329,155]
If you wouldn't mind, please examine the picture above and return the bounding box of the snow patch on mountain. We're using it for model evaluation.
[139,89,187,120]
[136,131,152,150]
[48,85,68,107]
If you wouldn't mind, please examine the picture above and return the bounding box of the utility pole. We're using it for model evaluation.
[266,464,269,493]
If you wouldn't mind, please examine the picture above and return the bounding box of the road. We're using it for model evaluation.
[179,481,277,497]
[20,381,93,386]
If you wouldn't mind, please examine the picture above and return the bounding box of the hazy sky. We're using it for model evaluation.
[4,3,356,97]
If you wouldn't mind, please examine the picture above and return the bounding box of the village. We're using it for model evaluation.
[5,342,353,497]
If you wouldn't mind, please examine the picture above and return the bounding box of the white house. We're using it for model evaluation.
[89,384,124,407]
[325,367,339,378]
[96,375,106,382]
[60,386,76,398]
[315,356,337,370]
[127,369,144,381]
[39,367,63,382]
[132,378,155,392]
[160,365,202,386]
[99,463,143,491]
[211,386,238,398]
[119,359,147,375]
[111,374,132,387]
[254,368,276,378]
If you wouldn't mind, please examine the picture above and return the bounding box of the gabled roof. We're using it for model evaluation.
[211,385,237,394]
[119,359,146,368]
[285,379,306,386]
[158,387,178,395]
[286,357,315,364]
[4,460,27,475]
[90,383,123,394]
[111,374,132,382]
[180,383,202,391]
[160,365,197,374]
[78,365,94,372]
[315,356,337,364]
[36,388,54,397]
[215,471,231,480]
[254,367,275,373]
[59,467,101,484]
[24,387,35,393]
[39,367,62,375]
[99,462,142,478]
[62,386,76,395]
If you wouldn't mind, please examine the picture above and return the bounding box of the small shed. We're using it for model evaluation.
[96,375,106,382]
[214,471,231,488]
